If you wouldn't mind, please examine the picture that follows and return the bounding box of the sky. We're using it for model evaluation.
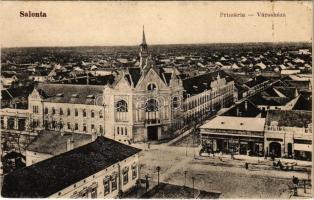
[1,1,312,47]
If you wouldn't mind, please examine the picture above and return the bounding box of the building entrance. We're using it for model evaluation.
[269,142,281,157]
[147,126,158,141]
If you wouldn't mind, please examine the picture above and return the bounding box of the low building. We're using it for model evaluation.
[25,130,92,166]
[200,116,265,155]
[264,110,312,160]
[1,136,141,198]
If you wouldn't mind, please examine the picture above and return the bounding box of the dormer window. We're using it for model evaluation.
[71,94,79,98]
[87,95,95,99]
[56,93,64,97]
[147,83,157,91]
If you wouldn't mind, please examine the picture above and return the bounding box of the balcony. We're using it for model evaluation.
[145,119,160,126]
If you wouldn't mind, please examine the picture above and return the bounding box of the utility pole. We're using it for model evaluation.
[156,166,161,187]
[192,176,195,198]
[184,171,187,186]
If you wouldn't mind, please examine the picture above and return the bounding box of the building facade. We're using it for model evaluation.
[264,110,312,160]
[2,29,235,143]
[2,137,141,198]
[200,116,265,155]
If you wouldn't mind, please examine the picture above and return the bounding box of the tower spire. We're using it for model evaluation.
[142,25,147,45]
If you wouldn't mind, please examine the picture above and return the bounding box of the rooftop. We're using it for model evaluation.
[265,110,312,128]
[200,116,266,132]
[26,130,92,155]
[36,83,104,105]
[1,136,141,198]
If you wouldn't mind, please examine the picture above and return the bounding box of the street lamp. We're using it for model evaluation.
[192,176,195,198]
[156,166,161,187]
[184,171,187,186]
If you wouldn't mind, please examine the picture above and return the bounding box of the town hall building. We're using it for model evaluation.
[2,28,235,143]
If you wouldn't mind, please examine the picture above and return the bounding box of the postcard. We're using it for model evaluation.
[0,1,313,199]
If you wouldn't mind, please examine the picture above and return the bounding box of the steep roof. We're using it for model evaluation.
[128,67,141,86]
[292,95,312,111]
[26,130,92,155]
[36,83,104,105]
[2,136,141,198]
[265,110,312,128]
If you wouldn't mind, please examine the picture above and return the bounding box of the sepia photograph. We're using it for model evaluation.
[0,1,313,199]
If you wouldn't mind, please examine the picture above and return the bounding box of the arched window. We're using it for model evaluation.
[116,100,128,112]
[60,108,63,115]
[172,97,179,109]
[146,99,158,112]
[52,107,56,115]
[83,109,87,117]
[91,110,95,118]
[44,107,48,114]
[67,108,71,116]
[147,83,157,91]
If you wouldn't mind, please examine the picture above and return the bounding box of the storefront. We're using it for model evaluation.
[201,134,264,156]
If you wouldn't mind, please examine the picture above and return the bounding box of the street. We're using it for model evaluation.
[134,143,312,198]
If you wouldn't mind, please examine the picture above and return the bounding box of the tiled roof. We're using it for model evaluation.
[249,93,281,106]
[244,76,269,88]
[128,67,141,86]
[1,136,141,198]
[265,110,312,128]
[1,85,35,100]
[182,70,232,97]
[292,95,312,111]
[36,83,104,105]
[26,130,92,155]
[222,100,261,118]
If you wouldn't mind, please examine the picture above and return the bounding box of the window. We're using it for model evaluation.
[75,123,79,130]
[75,109,78,116]
[117,127,120,135]
[121,127,124,135]
[33,105,39,113]
[52,107,56,115]
[67,122,71,130]
[83,109,87,117]
[146,99,158,112]
[44,107,48,114]
[91,188,97,199]
[67,108,71,116]
[91,124,95,131]
[103,177,110,195]
[111,174,117,191]
[99,125,103,134]
[1,117,4,129]
[60,108,63,115]
[99,111,103,118]
[172,97,179,109]
[147,83,157,91]
[91,110,95,118]
[123,167,129,185]
[116,100,128,112]
[125,127,128,135]
[83,124,87,132]
[132,164,137,180]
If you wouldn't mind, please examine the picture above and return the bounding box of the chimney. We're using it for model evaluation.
[245,100,248,111]
[66,138,72,151]
[91,129,97,141]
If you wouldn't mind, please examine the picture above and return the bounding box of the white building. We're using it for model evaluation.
[2,136,141,198]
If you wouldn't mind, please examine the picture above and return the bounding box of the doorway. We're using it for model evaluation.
[147,126,158,141]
